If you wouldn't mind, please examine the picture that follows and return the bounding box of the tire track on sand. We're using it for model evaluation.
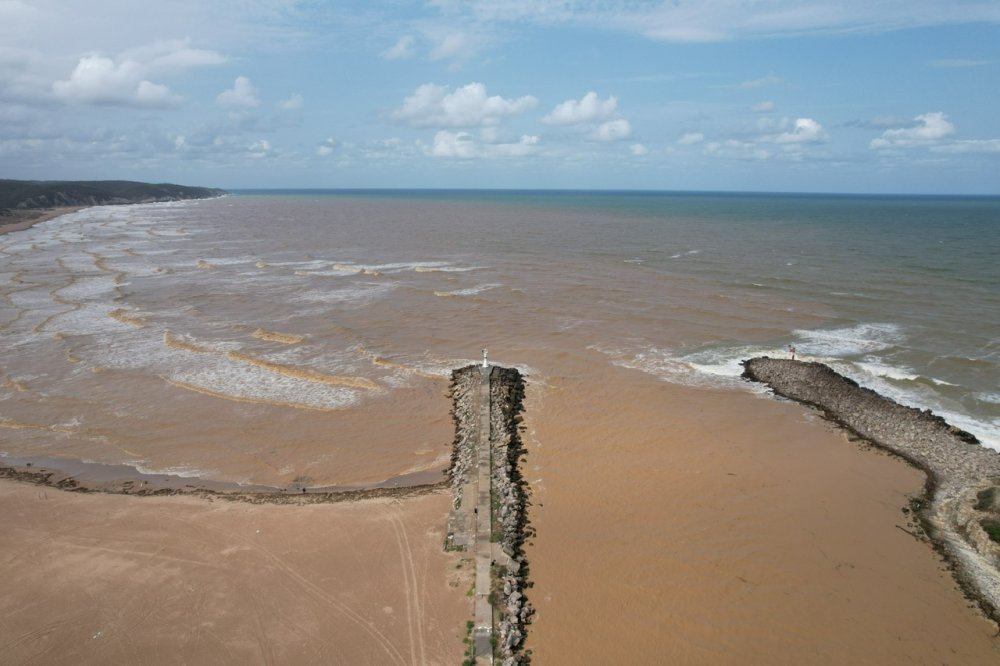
[167,514,407,666]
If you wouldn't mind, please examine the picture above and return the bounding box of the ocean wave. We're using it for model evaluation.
[791,322,904,357]
[434,283,501,297]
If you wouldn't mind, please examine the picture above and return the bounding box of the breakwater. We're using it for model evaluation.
[447,364,531,665]
[742,357,1000,622]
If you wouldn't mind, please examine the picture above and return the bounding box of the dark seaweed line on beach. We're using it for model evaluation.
[0,465,447,505]
[741,356,1000,625]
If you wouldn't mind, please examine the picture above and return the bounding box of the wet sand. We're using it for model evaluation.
[0,484,470,665]
[522,365,1000,664]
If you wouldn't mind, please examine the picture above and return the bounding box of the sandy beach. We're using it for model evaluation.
[0,484,469,664]
[0,207,85,236]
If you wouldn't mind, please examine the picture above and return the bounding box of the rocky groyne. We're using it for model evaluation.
[447,365,532,665]
[742,357,1000,622]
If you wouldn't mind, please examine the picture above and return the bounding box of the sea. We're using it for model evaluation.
[1,190,997,484]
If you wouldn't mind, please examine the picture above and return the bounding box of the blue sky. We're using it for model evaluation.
[1,1,998,193]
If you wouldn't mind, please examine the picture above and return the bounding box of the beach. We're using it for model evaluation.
[1,192,998,662]
[0,207,85,237]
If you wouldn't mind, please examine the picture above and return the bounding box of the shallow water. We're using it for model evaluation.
[2,191,996,485]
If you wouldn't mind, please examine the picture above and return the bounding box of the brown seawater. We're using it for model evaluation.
[3,191,1000,663]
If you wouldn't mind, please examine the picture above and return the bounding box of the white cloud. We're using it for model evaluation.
[280,93,304,110]
[752,101,775,113]
[543,92,617,125]
[677,132,705,145]
[773,117,828,144]
[630,143,649,156]
[248,138,272,158]
[931,58,992,68]
[591,118,632,141]
[428,32,479,62]
[870,112,956,149]
[931,139,1000,154]
[316,138,335,157]
[383,35,416,60]
[736,75,783,90]
[217,76,260,108]
[52,54,180,107]
[429,130,540,158]
[392,82,537,128]
[123,39,226,73]
[428,1,1000,43]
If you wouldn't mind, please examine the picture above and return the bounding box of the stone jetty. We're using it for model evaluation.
[742,357,1000,622]
[447,364,531,665]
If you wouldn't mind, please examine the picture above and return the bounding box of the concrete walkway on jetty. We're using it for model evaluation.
[472,365,494,663]
[447,361,528,665]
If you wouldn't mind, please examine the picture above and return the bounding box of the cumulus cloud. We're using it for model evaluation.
[677,132,705,145]
[217,76,260,108]
[279,94,304,110]
[248,138,272,158]
[316,137,335,157]
[630,143,649,156]
[52,54,180,107]
[752,100,775,113]
[870,112,955,149]
[591,118,632,142]
[428,32,481,63]
[383,35,416,60]
[392,82,537,128]
[428,130,540,158]
[543,92,617,125]
[772,117,828,143]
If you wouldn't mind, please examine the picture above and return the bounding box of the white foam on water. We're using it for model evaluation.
[669,249,701,259]
[296,282,396,306]
[855,360,921,382]
[434,283,501,297]
[57,275,118,302]
[414,264,482,273]
[170,363,360,411]
[978,392,1000,405]
[133,463,211,478]
[792,322,904,357]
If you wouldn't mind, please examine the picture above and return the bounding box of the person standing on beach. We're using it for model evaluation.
[789,345,797,360]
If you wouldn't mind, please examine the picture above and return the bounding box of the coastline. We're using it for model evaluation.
[0,206,86,236]
[0,454,447,504]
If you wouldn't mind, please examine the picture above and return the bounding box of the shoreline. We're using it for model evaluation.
[742,357,1000,625]
[0,454,447,504]
[0,206,87,236]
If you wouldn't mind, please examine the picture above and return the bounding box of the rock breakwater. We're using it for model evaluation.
[742,357,1000,622]
[447,365,532,665]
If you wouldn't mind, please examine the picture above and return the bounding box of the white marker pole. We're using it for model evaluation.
[482,348,489,368]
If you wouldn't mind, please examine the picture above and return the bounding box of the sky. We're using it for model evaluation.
[1,0,999,193]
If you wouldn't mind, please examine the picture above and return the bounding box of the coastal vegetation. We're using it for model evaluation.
[0,179,225,211]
